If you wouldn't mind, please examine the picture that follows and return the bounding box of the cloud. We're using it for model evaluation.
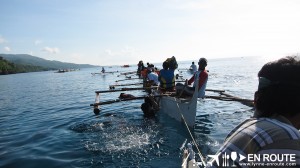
[105,46,138,57]
[102,46,141,65]
[42,47,60,54]
[0,36,6,44]
[4,46,11,52]
[34,40,42,45]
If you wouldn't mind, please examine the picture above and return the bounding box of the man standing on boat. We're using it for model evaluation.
[176,58,208,98]
[206,56,300,168]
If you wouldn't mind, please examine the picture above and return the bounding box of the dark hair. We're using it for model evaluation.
[162,61,169,70]
[255,56,300,117]
[198,58,207,70]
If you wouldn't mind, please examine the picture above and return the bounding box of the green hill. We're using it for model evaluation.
[0,54,97,70]
[0,56,48,74]
[0,54,98,75]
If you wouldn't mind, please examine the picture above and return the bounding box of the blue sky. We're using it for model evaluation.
[1,0,300,66]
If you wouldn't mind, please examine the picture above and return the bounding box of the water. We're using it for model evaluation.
[0,56,273,167]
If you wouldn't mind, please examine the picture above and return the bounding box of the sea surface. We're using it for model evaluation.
[0,56,276,168]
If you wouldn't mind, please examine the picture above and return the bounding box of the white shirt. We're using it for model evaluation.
[190,64,197,73]
[147,72,159,85]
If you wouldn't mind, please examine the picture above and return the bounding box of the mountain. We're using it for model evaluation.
[0,56,51,74]
[0,54,98,70]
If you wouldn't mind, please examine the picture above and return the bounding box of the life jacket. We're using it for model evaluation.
[159,69,175,90]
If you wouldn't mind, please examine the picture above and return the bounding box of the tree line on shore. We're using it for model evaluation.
[0,54,98,75]
[0,56,50,75]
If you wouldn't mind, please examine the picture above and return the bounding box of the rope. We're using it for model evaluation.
[176,103,206,167]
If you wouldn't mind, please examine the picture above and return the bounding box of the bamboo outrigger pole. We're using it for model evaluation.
[95,86,158,93]
[90,95,162,106]
[115,77,141,82]
[92,86,159,114]
[120,71,137,75]
[205,93,254,107]
[109,82,143,87]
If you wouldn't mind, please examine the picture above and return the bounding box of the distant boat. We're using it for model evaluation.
[55,69,78,73]
[91,71,118,75]
[122,65,130,68]
[56,69,67,73]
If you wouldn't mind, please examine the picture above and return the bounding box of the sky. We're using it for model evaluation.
[0,0,300,66]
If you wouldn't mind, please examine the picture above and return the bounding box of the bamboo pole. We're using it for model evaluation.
[95,86,158,93]
[109,80,186,88]
[90,95,162,106]
[109,82,143,87]
[120,71,136,75]
[115,77,141,82]
[205,89,225,93]
[205,95,254,107]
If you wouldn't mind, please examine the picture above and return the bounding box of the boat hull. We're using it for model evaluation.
[156,71,200,127]
[159,95,197,127]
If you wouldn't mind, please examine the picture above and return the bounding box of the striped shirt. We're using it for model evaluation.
[206,115,300,168]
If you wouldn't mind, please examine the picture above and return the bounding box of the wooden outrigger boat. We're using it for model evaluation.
[153,74,200,128]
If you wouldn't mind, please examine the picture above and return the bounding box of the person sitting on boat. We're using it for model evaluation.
[137,60,145,75]
[176,58,208,98]
[101,67,105,73]
[158,61,175,92]
[146,62,155,71]
[189,61,197,73]
[206,56,300,168]
[146,69,159,86]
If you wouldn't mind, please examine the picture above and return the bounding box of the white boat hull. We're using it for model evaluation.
[159,96,197,127]
[157,71,200,127]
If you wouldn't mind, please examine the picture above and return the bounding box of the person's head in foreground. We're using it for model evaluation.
[254,56,300,129]
[206,56,300,168]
